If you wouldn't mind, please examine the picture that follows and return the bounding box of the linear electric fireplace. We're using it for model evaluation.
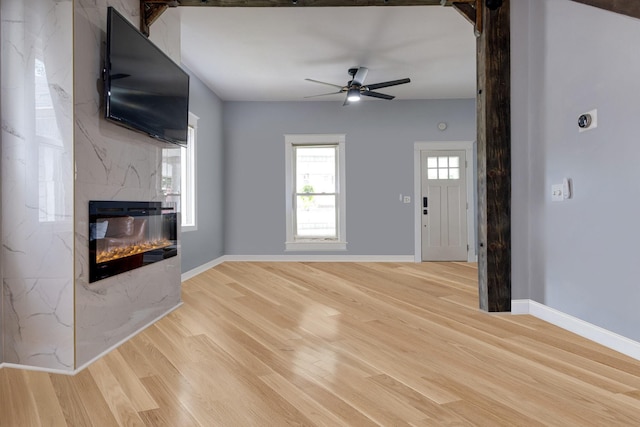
[89,201,177,283]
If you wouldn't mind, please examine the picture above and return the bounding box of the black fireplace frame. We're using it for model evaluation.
[89,200,177,283]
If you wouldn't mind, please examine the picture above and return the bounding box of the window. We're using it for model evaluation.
[427,156,460,180]
[285,134,346,251]
[162,112,198,231]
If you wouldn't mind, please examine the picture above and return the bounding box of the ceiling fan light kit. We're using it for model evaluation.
[305,66,410,106]
[347,87,361,102]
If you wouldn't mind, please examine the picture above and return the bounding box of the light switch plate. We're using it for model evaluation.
[551,184,564,202]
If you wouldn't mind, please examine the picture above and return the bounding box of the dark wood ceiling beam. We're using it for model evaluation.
[140,0,460,34]
[452,0,482,36]
[571,0,640,20]
[141,0,175,36]
[174,0,456,6]
[453,2,476,24]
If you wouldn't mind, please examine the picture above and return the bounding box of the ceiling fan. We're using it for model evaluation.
[305,67,411,106]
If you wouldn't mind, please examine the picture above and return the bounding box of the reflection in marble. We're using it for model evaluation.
[74,0,182,367]
[1,0,75,369]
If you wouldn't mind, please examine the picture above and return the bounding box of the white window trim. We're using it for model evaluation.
[285,134,347,251]
[181,112,198,232]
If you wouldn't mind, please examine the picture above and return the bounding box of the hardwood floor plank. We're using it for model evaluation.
[24,370,68,426]
[504,334,640,393]
[367,373,469,425]
[3,261,640,425]
[50,369,119,426]
[138,375,200,426]
[115,340,159,379]
[88,358,147,426]
[0,369,42,427]
[257,372,350,427]
[102,350,158,412]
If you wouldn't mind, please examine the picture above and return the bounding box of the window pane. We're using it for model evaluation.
[449,168,460,180]
[438,157,448,167]
[428,169,438,180]
[162,147,182,214]
[181,143,193,227]
[296,194,336,237]
[162,121,196,229]
[296,146,336,194]
[427,157,437,168]
[438,169,448,179]
[449,156,459,167]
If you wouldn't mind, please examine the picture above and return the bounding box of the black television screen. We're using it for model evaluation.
[104,7,189,146]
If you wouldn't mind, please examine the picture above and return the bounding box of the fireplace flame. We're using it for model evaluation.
[96,239,172,264]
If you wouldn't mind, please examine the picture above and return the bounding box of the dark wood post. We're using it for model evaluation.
[570,0,640,20]
[477,0,511,312]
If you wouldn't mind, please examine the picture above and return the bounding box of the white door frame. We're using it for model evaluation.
[414,141,476,263]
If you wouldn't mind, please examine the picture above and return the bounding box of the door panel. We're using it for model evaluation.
[427,187,442,247]
[421,150,468,261]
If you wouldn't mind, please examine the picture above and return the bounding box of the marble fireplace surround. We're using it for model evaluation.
[1,0,183,372]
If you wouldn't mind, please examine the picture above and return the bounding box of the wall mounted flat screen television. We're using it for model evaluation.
[104,7,189,146]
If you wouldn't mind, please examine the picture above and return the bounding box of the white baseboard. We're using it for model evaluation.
[221,254,415,263]
[0,362,75,376]
[512,299,640,361]
[181,257,226,282]
[510,299,531,315]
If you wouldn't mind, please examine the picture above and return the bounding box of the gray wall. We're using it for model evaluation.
[223,99,476,256]
[181,67,225,272]
[512,0,640,341]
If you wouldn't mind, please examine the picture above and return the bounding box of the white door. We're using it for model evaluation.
[421,150,468,261]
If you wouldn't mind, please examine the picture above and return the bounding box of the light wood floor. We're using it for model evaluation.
[2,262,640,426]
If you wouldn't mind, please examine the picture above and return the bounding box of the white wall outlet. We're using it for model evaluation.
[403,196,411,204]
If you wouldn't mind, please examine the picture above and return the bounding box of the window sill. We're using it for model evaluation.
[285,240,347,252]
[181,225,197,233]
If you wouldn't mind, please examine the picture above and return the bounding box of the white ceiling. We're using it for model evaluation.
[179,6,476,102]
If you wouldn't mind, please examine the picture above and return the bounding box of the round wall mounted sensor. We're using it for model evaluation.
[438,122,447,131]
[578,114,592,129]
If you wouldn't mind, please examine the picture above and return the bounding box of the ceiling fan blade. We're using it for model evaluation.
[304,91,344,99]
[352,67,369,86]
[305,78,345,89]
[343,95,351,106]
[365,78,411,91]
[361,91,395,100]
